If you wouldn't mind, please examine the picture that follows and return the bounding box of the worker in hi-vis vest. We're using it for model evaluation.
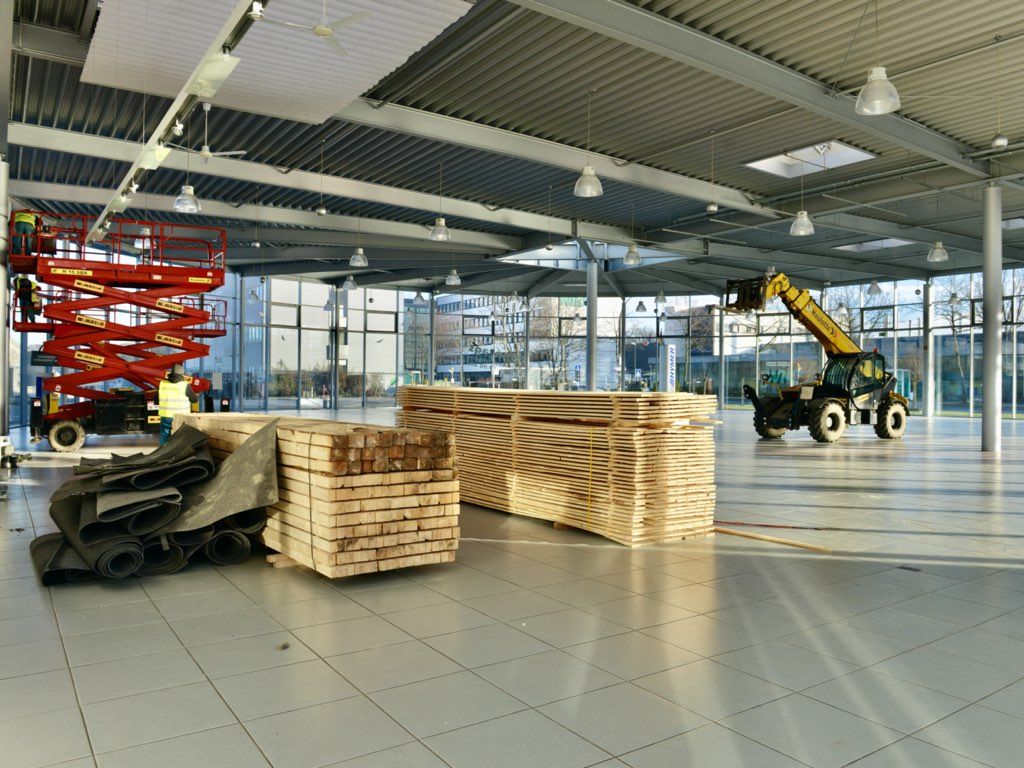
[12,211,39,255]
[158,364,198,445]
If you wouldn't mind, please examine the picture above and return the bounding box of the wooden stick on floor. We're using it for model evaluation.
[714,526,832,554]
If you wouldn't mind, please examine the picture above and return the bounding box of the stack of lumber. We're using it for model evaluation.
[176,413,459,577]
[396,387,716,547]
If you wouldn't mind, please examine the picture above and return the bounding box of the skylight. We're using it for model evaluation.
[835,238,914,252]
[746,140,876,178]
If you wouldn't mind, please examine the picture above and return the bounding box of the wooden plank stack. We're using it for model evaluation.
[175,413,459,577]
[396,387,717,547]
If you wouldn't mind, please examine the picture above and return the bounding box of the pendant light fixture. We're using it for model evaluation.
[991,46,1009,149]
[574,90,603,198]
[316,138,328,215]
[428,162,452,241]
[926,194,949,263]
[868,279,883,296]
[413,291,428,307]
[790,161,814,236]
[948,291,961,306]
[655,290,666,306]
[445,268,462,287]
[133,226,151,250]
[636,300,647,313]
[323,287,334,313]
[546,185,555,250]
[624,203,642,266]
[706,131,719,214]
[855,1,901,116]
[342,275,357,292]
[174,115,201,213]
[349,247,368,268]
[252,185,262,248]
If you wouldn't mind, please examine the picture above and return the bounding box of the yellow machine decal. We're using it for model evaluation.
[155,333,184,347]
[73,351,105,365]
[155,299,184,313]
[73,279,105,293]
[147,415,161,424]
[74,315,107,329]
[52,268,93,276]
[188,276,213,284]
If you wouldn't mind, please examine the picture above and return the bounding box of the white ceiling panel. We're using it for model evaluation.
[82,0,471,123]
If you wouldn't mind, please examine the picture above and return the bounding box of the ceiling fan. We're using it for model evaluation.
[249,1,372,57]
[170,102,247,163]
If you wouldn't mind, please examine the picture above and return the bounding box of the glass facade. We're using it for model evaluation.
[9,269,1024,426]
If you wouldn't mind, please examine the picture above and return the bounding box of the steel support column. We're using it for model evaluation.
[585,257,598,390]
[982,184,1003,452]
[0,0,13,435]
[923,280,934,417]
[523,297,531,390]
[718,297,726,409]
[428,292,436,387]
[619,298,627,391]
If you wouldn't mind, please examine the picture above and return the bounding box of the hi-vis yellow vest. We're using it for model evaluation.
[158,379,190,418]
[13,212,37,226]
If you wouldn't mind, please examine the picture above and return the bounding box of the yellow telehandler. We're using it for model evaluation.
[725,272,909,443]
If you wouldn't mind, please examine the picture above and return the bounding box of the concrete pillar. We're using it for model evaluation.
[718,296,726,409]
[427,292,435,387]
[585,257,598,390]
[922,280,934,417]
[0,161,9,435]
[329,286,339,408]
[982,183,1003,452]
[523,297,530,390]
[618,297,626,391]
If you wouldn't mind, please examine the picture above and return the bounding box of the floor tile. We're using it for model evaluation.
[50,582,149,613]
[262,596,371,629]
[649,583,753,613]
[423,622,551,668]
[370,671,526,737]
[714,639,860,690]
[238,577,342,606]
[491,563,581,589]
[330,742,448,767]
[383,602,494,638]
[641,615,769,656]
[978,678,1024,718]
[934,581,1024,610]
[0,613,59,648]
[214,658,358,720]
[94,724,269,768]
[326,640,462,693]
[0,669,77,722]
[475,649,621,706]
[153,588,256,621]
[723,694,902,768]
[916,704,1024,767]
[621,722,806,768]
[138,566,233,601]
[0,638,68,680]
[974,609,1024,640]
[63,622,182,666]
[634,659,789,720]
[780,622,916,666]
[293,616,412,657]
[870,646,1020,699]
[463,589,571,621]
[424,709,609,768]
[245,696,412,768]
[0,592,52,620]
[169,607,284,647]
[56,602,163,637]
[582,595,696,629]
[189,630,316,678]
[0,706,91,768]
[708,601,829,637]
[83,681,236,754]
[348,584,451,614]
[422,572,518,600]
[71,648,204,704]
[539,682,708,755]
[846,737,989,767]
[928,627,1024,673]
[564,631,701,680]
[890,594,1008,627]
[656,560,744,583]
[803,668,968,734]
[512,608,631,647]
[533,579,635,608]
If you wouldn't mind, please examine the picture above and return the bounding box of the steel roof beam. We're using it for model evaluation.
[638,267,722,296]
[338,99,773,217]
[9,180,519,251]
[509,0,989,179]
[526,268,573,297]
[220,226,493,253]
[9,123,630,243]
[11,23,89,66]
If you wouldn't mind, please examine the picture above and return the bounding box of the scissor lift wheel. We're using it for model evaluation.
[48,420,86,452]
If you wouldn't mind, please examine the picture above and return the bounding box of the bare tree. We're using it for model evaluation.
[933,274,971,406]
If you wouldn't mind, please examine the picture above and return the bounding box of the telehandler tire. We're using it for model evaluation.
[753,398,787,439]
[808,400,846,443]
[875,399,908,439]
[49,420,86,452]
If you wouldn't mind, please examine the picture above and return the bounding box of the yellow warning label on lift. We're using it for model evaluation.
[155,299,184,313]
[73,351,105,365]
[155,333,183,347]
[53,268,93,276]
[188,276,213,284]
[75,315,107,329]
[73,279,105,293]
[147,415,161,424]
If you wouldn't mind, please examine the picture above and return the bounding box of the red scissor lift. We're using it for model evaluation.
[8,211,227,451]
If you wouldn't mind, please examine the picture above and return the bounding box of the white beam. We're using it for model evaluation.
[9,180,520,251]
[339,99,773,217]
[509,0,990,179]
[10,123,630,243]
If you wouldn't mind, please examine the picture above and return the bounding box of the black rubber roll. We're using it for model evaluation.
[49,495,145,579]
[168,526,215,547]
[203,530,252,566]
[30,533,97,585]
[223,508,267,535]
[137,537,187,577]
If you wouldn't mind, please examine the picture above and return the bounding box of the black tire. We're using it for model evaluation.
[753,398,786,439]
[807,400,847,443]
[49,420,86,452]
[875,399,908,439]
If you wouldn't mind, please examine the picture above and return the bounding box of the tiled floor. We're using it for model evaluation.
[2,408,1023,767]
